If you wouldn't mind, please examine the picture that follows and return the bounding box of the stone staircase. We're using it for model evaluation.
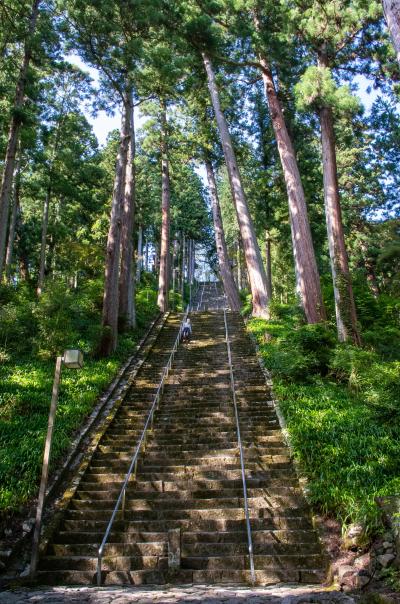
[37,310,326,586]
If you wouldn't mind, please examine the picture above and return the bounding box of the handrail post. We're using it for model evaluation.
[223,309,256,585]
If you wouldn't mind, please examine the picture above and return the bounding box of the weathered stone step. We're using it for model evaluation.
[39,552,324,575]
[75,486,302,501]
[36,567,323,586]
[83,468,296,482]
[56,531,168,544]
[62,516,313,533]
[39,555,166,572]
[70,494,306,512]
[181,553,324,571]
[64,506,308,521]
[78,477,300,492]
[49,542,167,557]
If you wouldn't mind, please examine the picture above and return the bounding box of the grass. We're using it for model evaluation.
[247,302,400,533]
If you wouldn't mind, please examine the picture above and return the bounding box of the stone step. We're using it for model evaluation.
[75,486,303,501]
[82,469,296,482]
[39,552,324,574]
[78,477,300,491]
[36,567,324,586]
[64,507,308,521]
[55,528,317,546]
[62,516,313,533]
[70,494,306,511]
[49,540,320,559]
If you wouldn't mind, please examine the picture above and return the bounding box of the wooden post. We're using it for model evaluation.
[30,355,63,577]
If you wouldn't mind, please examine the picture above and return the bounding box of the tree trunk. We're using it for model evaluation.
[236,240,241,290]
[202,52,270,318]
[118,91,136,331]
[0,0,40,277]
[144,237,149,271]
[5,149,21,281]
[157,102,170,313]
[205,159,241,311]
[252,16,325,322]
[191,240,196,283]
[383,0,400,65]
[135,225,143,283]
[318,52,360,344]
[37,187,51,295]
[99,97,130,356]
[181,232,186,302]
[265,231,273,301]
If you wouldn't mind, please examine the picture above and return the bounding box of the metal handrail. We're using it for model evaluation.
[96,305,190,585]
[197,282,205,311]
[223,309,256,584]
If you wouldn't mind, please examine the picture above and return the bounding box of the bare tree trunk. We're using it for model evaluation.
[0,0,40,276]
[205,159,241,311]
[37,187,51,295]
[265,231,273,300]
[202,52,269,318]
[145,237,149,271]
[181,232,186,302]
[172,236,178,309]
[99,97,130,356]
[383,0,400,65]
[236,239,241,289]
[118,91,136,331]
[252,16,325,322]
[318,51,360,344]
[5,149,21,281]
[135,225,143,283]
[157,102,170,312]
[189,240,196,284]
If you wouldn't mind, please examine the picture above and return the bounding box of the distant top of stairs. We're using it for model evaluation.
[192,282,227,311]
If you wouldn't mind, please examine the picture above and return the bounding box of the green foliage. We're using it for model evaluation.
[295,66,360,114]
[0,281,159,513]
[248,299,400,531]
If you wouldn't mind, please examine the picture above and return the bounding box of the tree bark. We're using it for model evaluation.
[252,15,325,322]
[265,231,273,301]
[202,52,269,318]
[181,232,186,302]
[318,52,360,344]
[5,148,21,281]
[144,237,149,271]
[0,0,40,277]
[383,0,400,65]
[99,97,130,356]
[205,159,241,311]
[135,224,143,282]
[157,102,170,313]
[118,91,136,331]
[37,187,51,295]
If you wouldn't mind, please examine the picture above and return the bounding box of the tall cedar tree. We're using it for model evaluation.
[0,0,40,278]
[203,53,270,318]
[205,158,241,310]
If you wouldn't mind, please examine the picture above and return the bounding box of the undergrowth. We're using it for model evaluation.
[0,276,171,514]
[246,293,400,533]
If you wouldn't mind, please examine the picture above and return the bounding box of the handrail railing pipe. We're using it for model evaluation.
[223,309,256,584]
[96,306,189,586]
[197,282,205,311]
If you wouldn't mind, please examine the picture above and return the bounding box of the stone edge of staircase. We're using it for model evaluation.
[2,311,171,580]
[239,312,333,585]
